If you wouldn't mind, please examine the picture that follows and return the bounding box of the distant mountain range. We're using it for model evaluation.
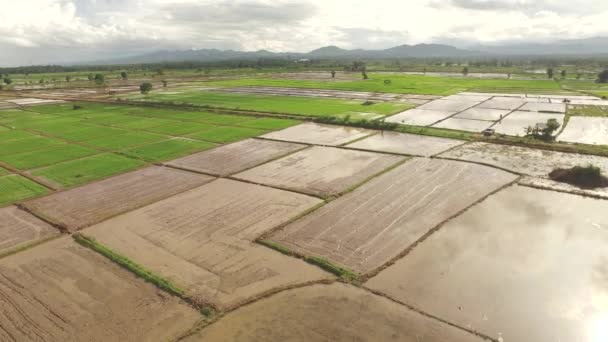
[93,37,608,65]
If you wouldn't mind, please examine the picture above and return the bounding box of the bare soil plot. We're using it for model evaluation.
[520,102,566,113]
[261,122,373,146]
[85,179,330,310]
[269,158,517,274]
[454,107,511,121]
[234,146,404,197]
[5,98,64,106]
[493,111,564,136]
[23,166,213,231]
[432,118,492,132]
[519,176,608,200]
[167,138,306,176]
[366,185,608,342]
[385,108,457,126]
[558,116,608,145]
[418,99,478,112]
[185,283,484,342]
[439,142,608,176]
[478,98,525,110]
[0,206,59,256]
[0,238,200,342]
[346,131,465,157]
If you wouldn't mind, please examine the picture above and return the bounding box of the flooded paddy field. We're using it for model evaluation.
[234,146,404,198]
[558,116,608,145]
[439,142,608,177]
[268,158,517,274]
[345,131,465,156]
[366,185,608,342]
[185,283,484,342]
[85,179,331,310]
[23,166,214,231]
[432,117,493,132]
[492,111,565,136]
[0,237,200,341]
[167,138,306,176]
[261,122,373,146]
[0,206,59,256]
[385,108,457,126]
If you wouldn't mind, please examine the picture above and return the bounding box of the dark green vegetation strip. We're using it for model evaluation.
[259,240,359,282]
[72,233,185,296]
[567,105,608,117]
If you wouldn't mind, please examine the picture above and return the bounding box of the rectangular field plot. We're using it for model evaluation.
[167,139,306,176]
[186,126,266,143]
[478,98,525,110]
[30,153,147,188]
[345,131,464,156]
[0,144,98,170]
[24,166,214,231]
[0,135,64,156]
[0,175,49,207]
[261,123,373,146]
[0,206,59,256]
[122,138,215,162]
[82,131,167,150]
[417,99,478,112]
[520,102,566,113]
[432,118,492,132]
[144,121,215,135]
[236,117,301,130]
[385,108,456,126]
[268,158,517,274]
[234,146,404,197]
[454,107,511,121]
[493,111,564,136]
[558,116,608,145]
[84,179,331,310]
[0,238,200,341]
[439,142,608,176]
[366,185,608,342]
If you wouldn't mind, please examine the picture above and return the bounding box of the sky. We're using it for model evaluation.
[1,0,608,66]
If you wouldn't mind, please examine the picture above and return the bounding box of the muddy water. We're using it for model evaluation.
[385,108,457,126]
[455,107,511,121]
[346,131,465,157]
[185,283,485,342]
[367,185,608,342]
[419,99,479,112]
[261,122,373,146]
[559,116,608,145]
[433,118,492,132]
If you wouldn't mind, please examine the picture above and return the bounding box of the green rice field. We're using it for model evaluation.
[0,101,300,206]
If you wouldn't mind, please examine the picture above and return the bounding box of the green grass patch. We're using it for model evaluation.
[122,138,215,162]
[186,126,265,143]
[72,233,186,297]
[112,117,176,130]
[197,114,255,126]
[31,153,146,188]
[0,144,98,170]
[0,175,49,207]
[567,105,608,117]
[83,114,144,126]
[0,129,39,142]
[0,167,8,176]
[0,135,64,156]
[236,117,301,130]
[49,125,127,142]
[83,131,167,150]
[145,121,215,135]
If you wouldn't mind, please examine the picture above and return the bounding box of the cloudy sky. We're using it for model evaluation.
[1,0,607,66]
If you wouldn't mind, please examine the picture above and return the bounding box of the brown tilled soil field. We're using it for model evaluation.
[346,131,465,156]
[365,185,608,342]
[0,238,200,342]
[184,283,484,342]
[0,206,59,256]
[167,138,306,176]
[23,166,214,231]
[85,179,331,310]
[261,122,373,146]
[269,158,518,274]
[234,146,404,197]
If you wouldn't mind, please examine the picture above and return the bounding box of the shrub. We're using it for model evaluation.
[549,165,608,189]
[139,82,153,94]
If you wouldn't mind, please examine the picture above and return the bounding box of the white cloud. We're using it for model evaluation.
[0,0,607,66]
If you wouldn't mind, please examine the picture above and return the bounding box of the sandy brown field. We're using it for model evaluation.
[185,283,484,342]
[261,122,373,146]
[0,206,59,256]
[366,185,608,342]
[85,179,331,310]
[23,166,214,231]
[234,146,404,197]
[167,138,306,176]
[439,142,608,176]
[345,131,465,156]
[0,237,200,342]
[269,158,517,274]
